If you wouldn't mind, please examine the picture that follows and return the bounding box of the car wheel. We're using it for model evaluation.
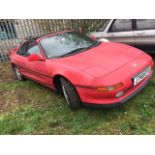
[61,78,81,109]
[14,66,25,81]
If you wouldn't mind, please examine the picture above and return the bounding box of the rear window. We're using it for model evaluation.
[136,19,155,30]
[110,19,132,32]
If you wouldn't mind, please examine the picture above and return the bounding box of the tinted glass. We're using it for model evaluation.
[18,42,29,56]
[18,41,41,57]
[40,31,95,58]
[136,19,155,30]
[111,19,132,32]
[27,42,41,56]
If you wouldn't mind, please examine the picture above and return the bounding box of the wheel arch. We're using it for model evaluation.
[53,74,74,94]
[11,63,15,70]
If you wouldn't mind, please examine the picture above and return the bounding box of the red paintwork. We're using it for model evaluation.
[28,53,43,61]
[10,31,154,106]
[90,35,97,41]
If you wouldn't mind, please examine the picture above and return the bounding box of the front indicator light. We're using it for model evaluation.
[116,91,124,98]
[97,83,124,92]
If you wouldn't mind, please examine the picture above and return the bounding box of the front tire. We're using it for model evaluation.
[13,65,25,81]
[61,78,81,109]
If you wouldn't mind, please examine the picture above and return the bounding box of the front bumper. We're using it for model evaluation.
[76,72,153,108]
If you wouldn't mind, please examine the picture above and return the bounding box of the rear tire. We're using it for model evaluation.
[61,78,81,109]
[13,65,26,81]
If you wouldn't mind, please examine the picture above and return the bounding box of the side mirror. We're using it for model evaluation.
[28,54,44,61]
[90,35,96,41]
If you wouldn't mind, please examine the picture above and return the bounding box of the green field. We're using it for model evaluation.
[0,61,155,135]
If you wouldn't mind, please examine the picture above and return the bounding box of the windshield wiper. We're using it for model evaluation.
[60,47,88,57]
[60,41,101,58]
[86,41,101,50]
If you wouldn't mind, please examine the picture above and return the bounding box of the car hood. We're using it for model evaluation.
[58,42,144,78]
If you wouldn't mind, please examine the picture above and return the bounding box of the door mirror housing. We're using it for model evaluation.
[28,54,44,61]
[90,35,97,41]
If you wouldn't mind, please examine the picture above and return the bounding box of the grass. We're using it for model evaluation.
[0,61,155,135]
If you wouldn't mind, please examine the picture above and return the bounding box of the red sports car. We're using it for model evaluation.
[10,30,154,109]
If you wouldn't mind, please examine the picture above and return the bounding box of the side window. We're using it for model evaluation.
[26,42,41,56]
[17,41,41,57]
[136,19,155,30]
[17,42,29,56]
[110,19,132,32]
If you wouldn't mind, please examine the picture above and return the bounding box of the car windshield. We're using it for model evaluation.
[40,31,99,58]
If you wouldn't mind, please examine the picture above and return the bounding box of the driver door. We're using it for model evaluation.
[25,41,52,87]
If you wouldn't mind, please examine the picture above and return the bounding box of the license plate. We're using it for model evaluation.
[133,66,151,86]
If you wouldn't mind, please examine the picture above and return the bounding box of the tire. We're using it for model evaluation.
[61,78,81,109]
[13,65,26,81]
